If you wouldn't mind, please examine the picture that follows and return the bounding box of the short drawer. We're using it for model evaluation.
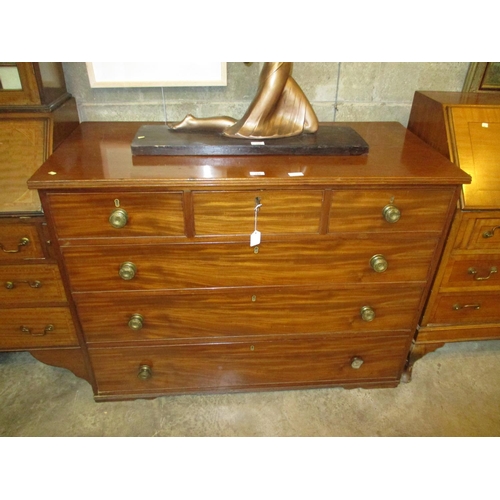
[193,190,324,235]
[464,218,500,250]
[90,334,410,394]
[440,254,500,289]
[47,192,185,239]
[76,286,424,343]
[330,189,454,233]
[426,292,500,326]
[0,222,45,261]
[0,307,78,349]
[62,236,438,292]
[0,264,66,304]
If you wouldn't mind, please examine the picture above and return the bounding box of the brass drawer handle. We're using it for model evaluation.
[0,237,30,253]
[350,356,364,369]
[452,303,481,311]
[128,314,144,331]
[370,254,388,273]
[382,204,401,223]
[20,324,54,336]
[482,226,500,238]
[137,364,153,380]
[5,280,42,289]
[109,208,128,229]
[119,261,137,280]
[360,306,375,322]
[468,266,497,281]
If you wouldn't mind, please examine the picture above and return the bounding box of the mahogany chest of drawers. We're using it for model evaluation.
[407,91,500,371]
[27,121,470,401]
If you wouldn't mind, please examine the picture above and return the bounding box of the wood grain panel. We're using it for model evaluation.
[48,192,185,239]
[0,119,46,212]
[450,107,500,209]
[90,334,409,394]
[330,189,454,233]
[193,190,323,235]
[0,307,78,349]
[62,236,438,292]
[76,286,423,342]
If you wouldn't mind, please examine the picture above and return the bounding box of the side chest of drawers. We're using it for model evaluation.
[28,122,470,401]
[407,91,500,372]
[0,78,88,380]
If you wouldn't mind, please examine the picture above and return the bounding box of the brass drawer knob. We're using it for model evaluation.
[128,314,144,331]
[360,306,375,322]
[370,254,388,273]
[109,208,128,229]
[137,364,153,380]
[119,261,137,280]
[351,356,364,369]
[382,204,401,223]
[0,237,30,253]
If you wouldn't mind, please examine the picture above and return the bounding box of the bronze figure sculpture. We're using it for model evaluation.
[168,62,319,139]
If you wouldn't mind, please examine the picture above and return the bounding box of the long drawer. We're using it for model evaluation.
[329,188,454,233]
[0,263,66,304]
[62,236,438,292]
[463,217,500,250]
[0,306,78,349]
[439,254,500,289]
[427,292,500,326]
[0,221,45,261]
[76,286,424,343]
[90,334,410,394]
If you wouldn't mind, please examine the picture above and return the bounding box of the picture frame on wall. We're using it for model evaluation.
[86,62,227,88]
[463,62,500,92]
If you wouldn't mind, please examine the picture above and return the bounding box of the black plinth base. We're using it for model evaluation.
[131,124,369,156]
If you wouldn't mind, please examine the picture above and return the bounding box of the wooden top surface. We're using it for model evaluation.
[415,91,500,107]
[28,121,471,190]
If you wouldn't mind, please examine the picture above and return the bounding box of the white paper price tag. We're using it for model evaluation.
[250,230,261,247]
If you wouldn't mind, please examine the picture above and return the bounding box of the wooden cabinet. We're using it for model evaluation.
[0,62,87,381]
[407,91,500,371]
[27,121,469,401]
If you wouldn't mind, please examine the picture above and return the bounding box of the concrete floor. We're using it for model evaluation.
[1,341,499,437]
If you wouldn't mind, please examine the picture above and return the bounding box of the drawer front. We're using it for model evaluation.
[47,192,185,239]
[90,335,409,393]
[465,218,500,250]
[63,237,438,292]
[0,222,45,261]
[193,190,324,235]
[76,286,423,343]
[427,292,500,326]
[0,264,66,304]
[440,254,500,289]
[0,307,78,349]
[330,189,454,233]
